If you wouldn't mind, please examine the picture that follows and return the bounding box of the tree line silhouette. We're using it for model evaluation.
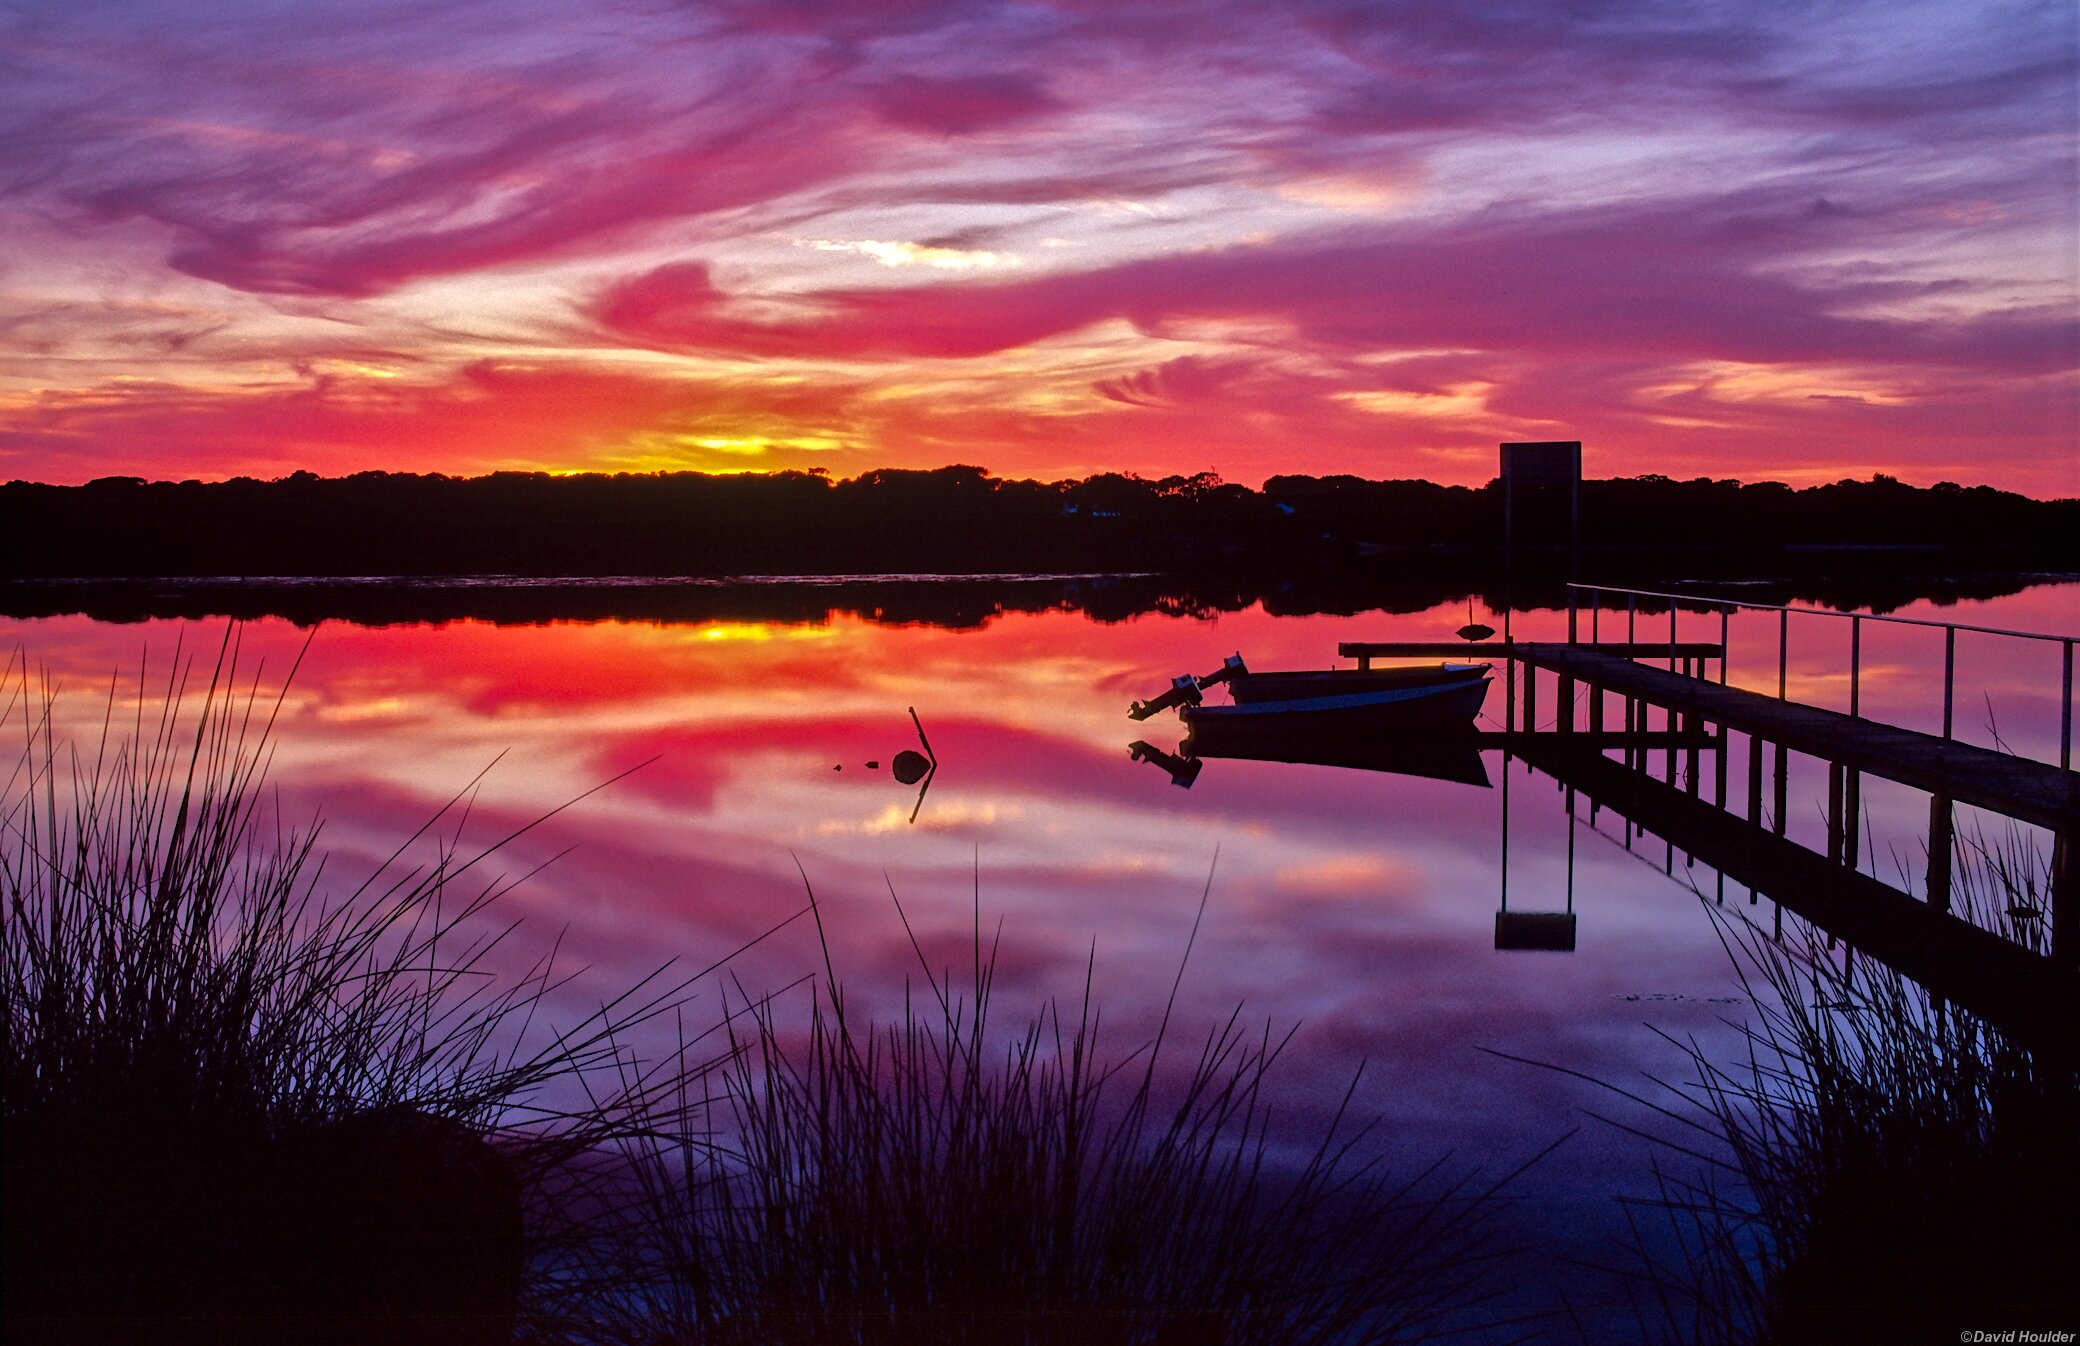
[3,465,2072,580]
[0,569,2057,633]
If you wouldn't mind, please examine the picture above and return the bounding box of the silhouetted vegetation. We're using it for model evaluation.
[2,558,2067,639]
[1585,834,2079,1346]
[559,905,1526,1346]
[4,466,2074,581]
[0,638,714,1344]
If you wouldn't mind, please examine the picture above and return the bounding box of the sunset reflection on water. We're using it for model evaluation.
[7,577,2073,1329]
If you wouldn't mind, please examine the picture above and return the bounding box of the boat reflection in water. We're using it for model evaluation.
[1129,729,1490,790]
[1128,651,1494,790]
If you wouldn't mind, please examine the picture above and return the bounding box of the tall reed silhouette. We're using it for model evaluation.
[0,633,708,1345]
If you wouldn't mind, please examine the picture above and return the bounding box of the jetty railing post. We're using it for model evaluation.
[1669,606,1678,673]
[1568,588,1578,645]
[1849,615,1861,719]
[2063,639,2073,771]
[1628,593,1636,646]
[1719,604,1729,685]
[1943,628,1956,740]
[1592,590,1601,644]
[1778,608,1789,700]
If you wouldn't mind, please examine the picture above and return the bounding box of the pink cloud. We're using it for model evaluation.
[868,72,1061,135]
[598,194,2072,375]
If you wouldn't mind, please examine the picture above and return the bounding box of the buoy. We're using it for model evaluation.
[892,750,930,784]
[1457,597,1495,642]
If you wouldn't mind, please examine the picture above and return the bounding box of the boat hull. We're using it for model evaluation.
[1182,669,1490,740]
[1225,662,1489,705]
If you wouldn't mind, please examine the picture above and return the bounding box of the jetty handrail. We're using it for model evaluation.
[1564,582,2077,645]
[1565,581,2076,772]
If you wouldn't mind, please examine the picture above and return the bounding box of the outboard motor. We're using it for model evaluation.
[1128,674,1204,721]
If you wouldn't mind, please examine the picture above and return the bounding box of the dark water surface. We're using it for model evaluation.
[8,576,2074,1338]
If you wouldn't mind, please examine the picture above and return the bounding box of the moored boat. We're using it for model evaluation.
[1128,654,1491,734]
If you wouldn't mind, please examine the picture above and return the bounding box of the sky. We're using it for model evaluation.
[2,0,2075,493]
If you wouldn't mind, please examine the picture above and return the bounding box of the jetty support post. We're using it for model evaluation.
[2054,829,2075,970]
[1747,734,1764,824]
[1927,793,1953,913]
[1844,769,1862,871]
[1827,762,1845,865]
[1773,743,1788,838]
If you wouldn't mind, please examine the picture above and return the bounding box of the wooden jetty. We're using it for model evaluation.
[1505,643,2079,834]
[1340,637,2079,967]
[1509,734,2078,1057]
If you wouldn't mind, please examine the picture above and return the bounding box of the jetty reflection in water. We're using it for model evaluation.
[3,575,2074,1335]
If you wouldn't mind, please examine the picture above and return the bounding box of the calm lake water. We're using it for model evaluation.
[8,575,2075,1337]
